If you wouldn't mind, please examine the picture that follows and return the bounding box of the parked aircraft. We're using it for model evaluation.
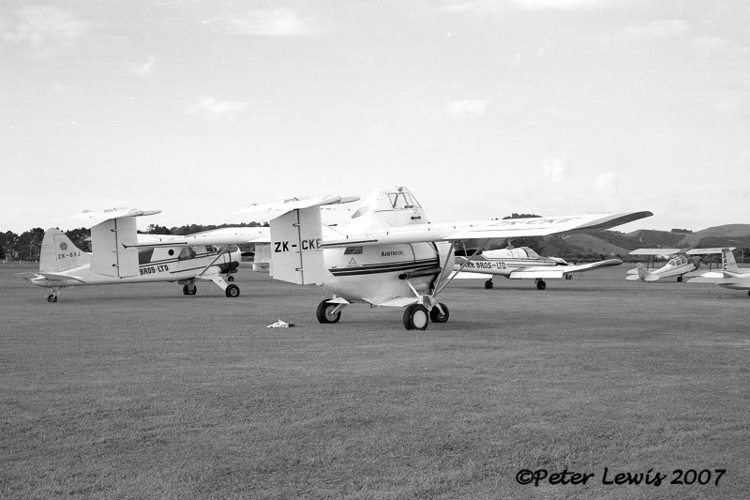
[220,187,651,330]
[688,247,750,295]
[453,246,622,290]
[19,208,268,302]
[626,248,727,282]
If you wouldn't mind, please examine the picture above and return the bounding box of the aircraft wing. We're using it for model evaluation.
[322,211,653,248]
[124,227,271,249]
[71,208,161,227]
[629,248,681,256]
[508,259,622,279]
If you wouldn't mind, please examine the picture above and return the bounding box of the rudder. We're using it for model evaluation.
[39,228,89,273]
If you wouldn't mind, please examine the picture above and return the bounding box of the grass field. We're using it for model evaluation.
[1,264,748,498]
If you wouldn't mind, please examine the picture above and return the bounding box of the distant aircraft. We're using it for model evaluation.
[19,208,268,302]
[453,247,622,290]
[688,247,750,295]
[211,186,651,330]
[626,248,727,282]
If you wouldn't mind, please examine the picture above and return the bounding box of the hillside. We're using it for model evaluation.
[677,224,750,247]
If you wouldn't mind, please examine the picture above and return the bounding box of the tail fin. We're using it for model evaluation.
[269,206,326,285]
[39,228,90,273]
[721,248,738,273]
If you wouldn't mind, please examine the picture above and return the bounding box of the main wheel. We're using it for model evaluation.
[677,275,683,283]
[403,304,429,330]
[430,303,449,323]
[183,284,197,295]
[484,279,493,289]
[536,280,547,290]
[225,284,240,298]
[47,294,57,303]
[316,300,341,324]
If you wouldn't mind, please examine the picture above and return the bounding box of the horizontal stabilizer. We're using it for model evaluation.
[124,227,271,249]
[448,271,492,280]
[236,195,359,221]
[686,247,735,255]
[509,270,565,279]
[72,208,160,228]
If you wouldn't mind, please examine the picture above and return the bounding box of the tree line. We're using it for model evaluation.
[0,222,266,262]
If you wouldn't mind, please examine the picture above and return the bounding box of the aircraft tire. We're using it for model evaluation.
[484,279,493,289]
[430,303,449,323]
[403,304,429,331]
[227,275,235,282]
[677,275,683,283]
[225,284,240,298]
[536,280,547,290]
[47,294,57,303]
[183,284,197,296]
[316,300,341,324]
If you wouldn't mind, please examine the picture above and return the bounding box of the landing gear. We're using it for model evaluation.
[677,275,683,283]
[403,304,429,330]
[536,279,547,290]
[316,300,342,324]
[227,275,235,282]
[182,283,197,295]
[484,279,494,289]
[47,293,58,303]
[225,284,240,297]
[429,303,449,323]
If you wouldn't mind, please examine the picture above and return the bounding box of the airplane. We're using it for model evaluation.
[688,247,750,295]
[19,208,268,302]
[452,246,622,290]
[625,248,727,282]
[216,186,651,330]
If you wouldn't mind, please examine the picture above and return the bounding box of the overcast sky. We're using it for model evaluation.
[1,0,748,233]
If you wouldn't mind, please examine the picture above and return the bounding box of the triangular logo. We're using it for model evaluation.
[347,257,357,267]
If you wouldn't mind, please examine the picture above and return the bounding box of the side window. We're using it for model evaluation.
[178,247,196,261]
[344,246,363,255]
[138,248,154,265]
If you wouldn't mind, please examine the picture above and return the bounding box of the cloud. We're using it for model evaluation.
[439,0,603,13]
[2,5,88,56]
[225,8,317,36]
[132,56,157,77]
[541,157,566,183]
[511,0,601,9]
[611,20,691,43]
[445,100,489,120]
[185,96,248,119]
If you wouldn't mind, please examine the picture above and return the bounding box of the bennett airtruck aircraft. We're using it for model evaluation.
[453,247,623,290]
[19,208,268,302]
[205,186,651,330]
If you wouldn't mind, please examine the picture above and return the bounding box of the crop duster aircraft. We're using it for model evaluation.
[689,247,750,295]
[19,208,269,302]
[217,186,651,330]
[626,248,726,282]
[453,247,622,290]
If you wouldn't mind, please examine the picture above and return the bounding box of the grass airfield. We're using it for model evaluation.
[1,264,748,498]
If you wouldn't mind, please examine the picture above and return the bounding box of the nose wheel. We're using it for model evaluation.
[536,279,547,290]
[484,279,493,289]
[403,304,429,330]
[47,293,58,303]
[182,283,197,295]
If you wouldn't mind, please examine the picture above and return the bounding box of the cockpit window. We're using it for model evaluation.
[388,191,420,209]
[178,247,196,261]
[351,206,369,218]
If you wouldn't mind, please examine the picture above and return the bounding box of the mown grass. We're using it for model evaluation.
[1,265,748,498]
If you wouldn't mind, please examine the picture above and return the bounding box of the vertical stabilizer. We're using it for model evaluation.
[721,248,739,272]
[269,207,326,285]
[90,217,139,278]
[39,229,89,273]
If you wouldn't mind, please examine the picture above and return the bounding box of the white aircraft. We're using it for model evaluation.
[626,248,725,282]
[19,208,268,302]
[689,247,750,295]
[219,186,651,330]
[453,247,622,290]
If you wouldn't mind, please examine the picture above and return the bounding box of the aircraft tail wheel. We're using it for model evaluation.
[430,303,449,323]
[225,284,240,298]
[316,300,341,324]
[484,279,493,289]
[47,294,57,303]
[183,284,197,296]
[227,275,235,282]
[403,304,429,331]
[677,276,683,283]
[536,280,547,290]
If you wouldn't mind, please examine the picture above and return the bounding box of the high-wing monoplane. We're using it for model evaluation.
[19,208,268,302]
[688,247,750,295]
[223,186,651,330]
[453,247,622,290]
[626,248,726,282]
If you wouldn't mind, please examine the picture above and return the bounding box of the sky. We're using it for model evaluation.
[1,0,749,233]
